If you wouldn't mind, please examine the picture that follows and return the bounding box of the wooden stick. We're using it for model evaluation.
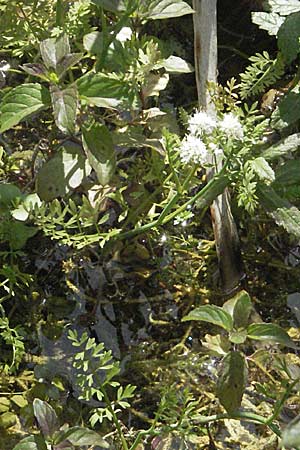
[192,0,244,295]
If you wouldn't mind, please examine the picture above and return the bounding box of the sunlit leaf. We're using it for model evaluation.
[257,183,300,239]
[202,334,231,356]
[247,323,297,348]
[262,133,300,160]
[56,426,108,447]
[82,123,116,186]
[50,85,78,135]
[217,351,247,413]
[139,0,194,20]
[77,72,128,108]
[182,305,233,331]
[36,142,91,201]
[0,83,50,133]
[83,31,104,55]
[162,55,193,73]
[12,436,47,450]
[40,34,70,70]
[252,12,284,36]
[268,0,300,15]
[250,157,275,183]
[223,290,252,329]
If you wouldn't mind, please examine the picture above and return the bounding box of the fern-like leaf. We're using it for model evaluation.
[239,51,285,99]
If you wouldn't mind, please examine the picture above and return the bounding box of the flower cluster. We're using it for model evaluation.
[179,110,244,165]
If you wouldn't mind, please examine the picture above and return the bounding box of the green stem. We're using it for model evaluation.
[100,385,129,450]
[266,378,300,425]
[116,168,229,240]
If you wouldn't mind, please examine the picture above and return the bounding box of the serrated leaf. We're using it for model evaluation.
[36,141,91,201]
[83,31,104,55]
[278,89,300,124]
[252,12,285,36]
[50,85,78,135]
[278,12,300,64]
[250,157,275,183]
[77,72,128,108]
[262,133,300,160]
[281,413,300,448]
[257,183,300,238]
[82,123,116,186]
[55,426,108,448]
[247,323,297,348]
[0,84,50,133]
[217,351,247,413]
[182,305,233,331]
[223,290,252,329]
[33,399,59,438]
[268,0,300,15]
[162,55,193,73]
[40,34,70,70]
[140,0,194,20]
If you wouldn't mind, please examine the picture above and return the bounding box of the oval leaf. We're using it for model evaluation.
[40,34,70,70]
[182,305,233,331]
[247,323,297,348]
[82,123,116,186]
[77,73,128,108]
[50,85,78,135]
[0,84,50,133]
[278,12,300,64]
[57,426,108,448]
[140,0,194,20]
[36,141,91,201]
[223,290,252,329]
[281,413,300,448]
[13,436,46,450]
[33,398,58,438]
[216,351,247,413]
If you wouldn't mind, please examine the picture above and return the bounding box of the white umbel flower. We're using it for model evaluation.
[188,110,217,136]
[219,113,244,140]
[180,135,209,165]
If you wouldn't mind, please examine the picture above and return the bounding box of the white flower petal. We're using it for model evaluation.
[219,113,244,140]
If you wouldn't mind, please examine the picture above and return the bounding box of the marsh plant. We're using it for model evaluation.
[2,0,300,449]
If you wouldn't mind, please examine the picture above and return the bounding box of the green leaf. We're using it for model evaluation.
[281,413,300,448]
[139,0,194,20]
[90,0,126,13]
[12,436,47,450]
[273,159,300,186]
[216,351,247,413]
[252,12,285,36]
[202,334,231,356]
[229,330,248,344]
[20,63,49,81]
[8,222,38,250]
[278,89,300,124]
[77,72,128,108]
[0,84,50,133]
[257,183,300,238]
[250,157,275,183]
[56,53,83,79]
[223,290,252,329]
[40,34,70,70]
[50,85,78,135]
[82,123,116,186]
[262,133,300,160]
[36,141,92,201]
[278,12,300,64]
[0,184,22,206]
[182,305,233,332]
[33,398,59,438]
[247,323,297,348]
[56,426,109,447]
[83,31,104,56]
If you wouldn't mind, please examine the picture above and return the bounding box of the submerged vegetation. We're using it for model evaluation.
[1,0,300,448]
